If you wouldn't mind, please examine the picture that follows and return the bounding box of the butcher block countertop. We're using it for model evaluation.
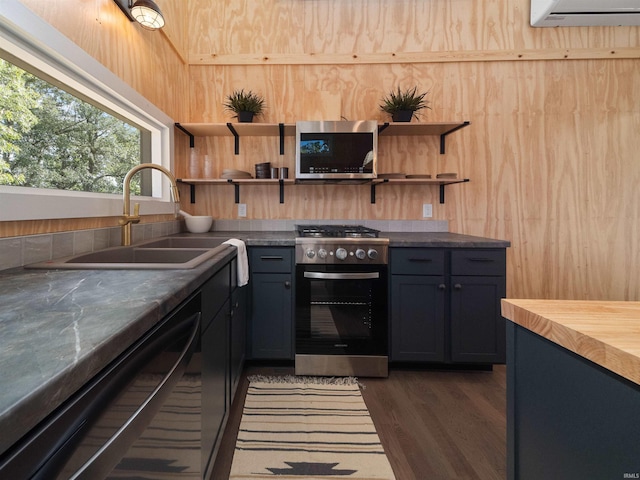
[501,299,640,386]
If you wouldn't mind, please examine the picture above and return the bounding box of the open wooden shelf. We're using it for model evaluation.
[175,123,295,154]
[176,123,296,137]
[178,178,295,204]
[175,121,470,154]
[178,177,468,205]
[174,120,471,204]
[370,177,470,204]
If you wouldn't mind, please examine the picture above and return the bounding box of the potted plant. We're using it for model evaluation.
[379,86,431,122]
[223,89,265,123]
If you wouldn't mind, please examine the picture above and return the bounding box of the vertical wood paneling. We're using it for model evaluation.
[189,0,640,57]
[19,0,189,120]
[180,55,639,302]
[8,0,640,301]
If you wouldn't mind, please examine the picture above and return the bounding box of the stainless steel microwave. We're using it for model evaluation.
[295,120,378,181]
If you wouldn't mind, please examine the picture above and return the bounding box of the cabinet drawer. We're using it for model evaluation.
[451,249,505,276]
[390,248,445,275]
[201,263,230,331]
[249,247,293,273]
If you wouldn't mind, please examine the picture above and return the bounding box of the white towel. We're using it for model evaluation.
[223,238,249,287]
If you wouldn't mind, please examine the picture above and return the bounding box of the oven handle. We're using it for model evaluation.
[304,271,380,280]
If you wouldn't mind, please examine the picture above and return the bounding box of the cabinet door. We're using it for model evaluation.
[229,286,247,404]
[391,275,446,362]
[450,275,506,363]
[202,298,229,474]
[250,273,293,359]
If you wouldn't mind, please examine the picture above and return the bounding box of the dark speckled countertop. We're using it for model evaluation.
[0,230,508,456]
[0,243,236,456]
[204,230,511,248]
[384,231,510,248]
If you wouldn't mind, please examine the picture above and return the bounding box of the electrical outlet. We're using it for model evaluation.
[423,203,433,218]
[238,203,247,217]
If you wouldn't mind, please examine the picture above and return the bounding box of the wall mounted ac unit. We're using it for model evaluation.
[531,0,640,27]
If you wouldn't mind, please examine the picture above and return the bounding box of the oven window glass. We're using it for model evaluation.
[309,277,373,340]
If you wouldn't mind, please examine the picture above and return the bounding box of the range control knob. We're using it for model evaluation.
[367,248,379,260]
[335,247,348,261]
[317,248,328,259]
[305,249,316,259]
[355,248,366,260]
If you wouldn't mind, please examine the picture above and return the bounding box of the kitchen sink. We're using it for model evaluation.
[138,237,227,249]
[26,238,232,270]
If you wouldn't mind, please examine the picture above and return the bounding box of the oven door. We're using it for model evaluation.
[295,264,388,358]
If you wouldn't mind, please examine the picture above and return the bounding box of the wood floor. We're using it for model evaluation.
[210,363,507,479]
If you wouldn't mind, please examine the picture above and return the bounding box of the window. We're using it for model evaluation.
[1,57,147,195]
[0,1,174,221]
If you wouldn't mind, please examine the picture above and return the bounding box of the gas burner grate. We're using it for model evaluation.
[296,224,380,238]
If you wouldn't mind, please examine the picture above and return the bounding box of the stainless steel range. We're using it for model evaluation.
[295,225,389,377]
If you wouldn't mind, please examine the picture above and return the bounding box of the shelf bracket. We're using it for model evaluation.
[225,179,241,203]
[370,179,388,204]
[279,123,285,155]
[439,179,470,203]
[279,179,285,203]
[189,184,196,204]
[226,123,240,154]
[175,123,194,148]
[439,121,470,154]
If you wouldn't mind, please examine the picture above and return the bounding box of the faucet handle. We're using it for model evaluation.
[133,203,140,217]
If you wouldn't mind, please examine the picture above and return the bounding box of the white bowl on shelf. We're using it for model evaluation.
[184,216,213,233]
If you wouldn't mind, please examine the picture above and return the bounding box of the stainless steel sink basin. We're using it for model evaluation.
[26,239,232,270]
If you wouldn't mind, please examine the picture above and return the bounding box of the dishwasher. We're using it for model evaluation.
[0,293,203,479]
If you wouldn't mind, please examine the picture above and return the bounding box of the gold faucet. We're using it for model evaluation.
[120,164,180,246]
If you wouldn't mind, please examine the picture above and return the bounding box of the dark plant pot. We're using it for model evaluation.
[237,111,255,123]
[391,110,414,122]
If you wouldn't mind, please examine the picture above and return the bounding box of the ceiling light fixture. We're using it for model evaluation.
[113,0,165,30]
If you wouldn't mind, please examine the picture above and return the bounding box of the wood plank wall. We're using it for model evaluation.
[180,0,640,301]
[6,0,640,301]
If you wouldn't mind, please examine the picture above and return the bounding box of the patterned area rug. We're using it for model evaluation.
[229,376,396,479]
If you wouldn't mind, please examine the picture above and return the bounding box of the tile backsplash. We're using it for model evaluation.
[212,219,448,232]
[0,220,180,271]
[0,219,447,271]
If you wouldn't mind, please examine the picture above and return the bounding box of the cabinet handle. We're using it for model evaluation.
[438,284,446,290]
[454,283,462,290]
[284,281,291,289]
[409,258,433,263]
[468,257,494,262]
[304,271,379,280]
[260,256,284,261]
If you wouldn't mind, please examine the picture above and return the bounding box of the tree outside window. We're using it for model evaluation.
[0,57,143,195]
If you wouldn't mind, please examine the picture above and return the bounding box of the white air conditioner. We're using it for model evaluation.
[531,0,640,27]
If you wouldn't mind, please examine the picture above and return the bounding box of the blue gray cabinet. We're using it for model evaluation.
[450,249,506,363]
[390,247,506,364]
[199,256,248,476]
[229,284,247,403]
[507,322,640,479]
[390,249,446,362]
[200,263,230,475]
[248,247,294,360]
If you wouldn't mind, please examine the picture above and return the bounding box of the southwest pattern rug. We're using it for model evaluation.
[229,376,396,479]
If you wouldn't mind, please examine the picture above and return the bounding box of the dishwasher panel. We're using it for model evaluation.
[0,294,203,480]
